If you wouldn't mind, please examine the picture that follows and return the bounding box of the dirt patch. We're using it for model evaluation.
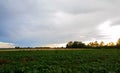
[20,57,37,63]
[0,59,11,65]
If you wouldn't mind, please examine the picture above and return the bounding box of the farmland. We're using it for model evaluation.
[0,49,120,73]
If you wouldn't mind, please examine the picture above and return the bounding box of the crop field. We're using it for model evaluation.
[0,49,120,73]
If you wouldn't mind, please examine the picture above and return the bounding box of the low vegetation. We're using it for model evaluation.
[0,49,120,73]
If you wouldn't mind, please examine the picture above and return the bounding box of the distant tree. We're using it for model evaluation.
[87,42,94,47]
[99,41,105,47]
[76,41,86,48]
[94,41,99,47]
[72,41,78,48]
[87,41,100,48]
[66,38,120,49]
[107,42,115,47]
[15,46,20,49]
[66,41,85,48]
[66,41,73,48]
[67,41,78,48]
[116,38,120,48]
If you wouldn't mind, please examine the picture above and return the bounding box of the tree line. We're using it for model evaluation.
[66,38,120,49]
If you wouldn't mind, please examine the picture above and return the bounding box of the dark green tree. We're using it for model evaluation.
[66,41,73,48]
[66,41,85,48]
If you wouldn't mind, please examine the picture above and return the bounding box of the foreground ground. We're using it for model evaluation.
[0,49,120,73]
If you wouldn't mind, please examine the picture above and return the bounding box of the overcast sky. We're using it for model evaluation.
[0,0,120,47]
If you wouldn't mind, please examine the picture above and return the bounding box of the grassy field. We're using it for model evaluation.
[0,49,120,73]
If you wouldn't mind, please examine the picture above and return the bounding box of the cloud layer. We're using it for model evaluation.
[0,42,14,48]
[0,0,120,47]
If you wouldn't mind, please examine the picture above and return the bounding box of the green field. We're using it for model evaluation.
[0,49,120,73]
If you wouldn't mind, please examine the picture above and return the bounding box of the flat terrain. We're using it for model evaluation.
[0,49,120,73]
[0,48,90,51]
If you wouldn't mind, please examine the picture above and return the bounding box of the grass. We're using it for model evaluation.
[0,49,120,73]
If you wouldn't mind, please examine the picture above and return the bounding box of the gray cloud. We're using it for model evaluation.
[0,0,120,46]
